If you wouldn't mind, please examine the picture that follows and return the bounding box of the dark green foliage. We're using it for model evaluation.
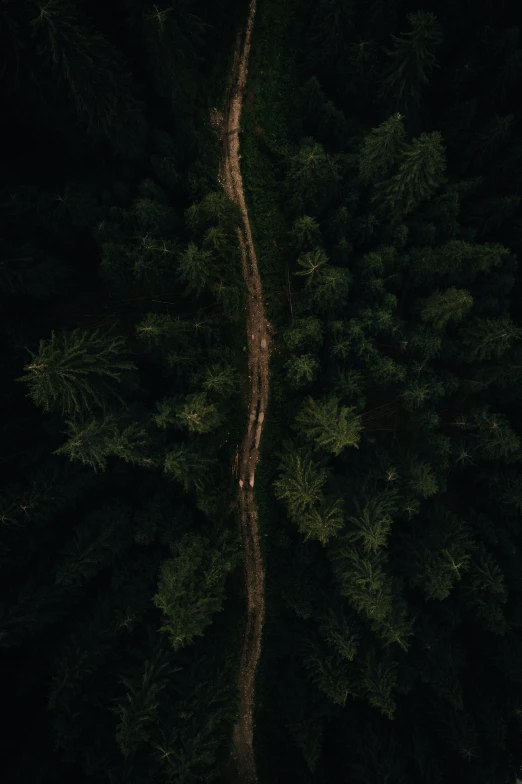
[4,0,522,781]
[18,329,135,415]
[373,131,447,219]
[380,11,443,110]
[153,534,232,650]
[293,394,363,455]
[358,113,408,185]
[30,0,146,155]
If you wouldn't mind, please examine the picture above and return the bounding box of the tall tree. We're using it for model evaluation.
[18,329,135,415]
[380,11,443,110]
[373,131,447,219]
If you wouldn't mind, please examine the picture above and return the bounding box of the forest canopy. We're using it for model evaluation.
[1,0,522,783]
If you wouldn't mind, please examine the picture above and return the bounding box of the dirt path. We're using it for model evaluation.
[215,1,268,781]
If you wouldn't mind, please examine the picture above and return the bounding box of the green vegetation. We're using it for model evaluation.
[2,0,522,782]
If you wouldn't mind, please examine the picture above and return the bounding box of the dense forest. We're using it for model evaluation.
[1,0,522,782]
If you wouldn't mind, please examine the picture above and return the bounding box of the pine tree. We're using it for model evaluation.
[460,316,522,361]
[177,242,218,296]
[18,329,135,415]
[345,497,394,553]
[288,215,323,252]
[136,313,200,375]
[163,445,217,494]
[153,534,230,650]
[331,543,394,623]
[421,287,474,329]
[404,509,474,600]
[142,0,207,111]
[96,183,180,291]
[285,354,320,387]
[294,248,329,284]
[302,636,353,706]
[373,131,447,219]
[286,138,341,215]
[380,11,443,110]
[408,459,438,499]
[274,447,329,518]
[55,502,133,587]
[293,395,363,455]
[471,408,521,462]
[283,317,323,352]
[113,649,172,759]
[300,497,345,545]
[202,362,238,398]
[176,392,223,434]
[309,0,356,63]
[29,0,146,155]
[469,114,515,166]
[361,654,398,719]
[294,249,352,312]
[319,606,359,661]
[358,113,408,185]
[408,240,510,285]
[53,415,151,472]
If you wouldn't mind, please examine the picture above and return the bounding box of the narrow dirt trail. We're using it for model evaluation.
[215,1,268,781]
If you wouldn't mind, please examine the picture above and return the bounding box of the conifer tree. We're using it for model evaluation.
[163,445,217,494]
[302,637,353,706]
[96,181,180,291]
[176,392,223,434]
[309,0,355,63]
[380,11,443,110]
[283,317,323,352]
[177,242,218,296]
[408,459,438,499]
[288,215,322,252]
[330,543,394,624]
[361,654,398,719]
[345,497,394,553]
[153,534,230,650]
[18,329,135,415]
[286,138,341,215]
[114,649,172,760]
[359,113,408,185]
[460,316,522,361]
[202,362,239,398]
[29,0,146,155]
[55,502,133,587]
[285,354,320,387]
[421,287,474,329]
[294,249,352,312]
[300,497,345,545]
[294,248,329,284]
[53,415,151,472]
[293,395,363,455]
[471,408,521,461]
[274,448,329,518]
[373,131,447,219]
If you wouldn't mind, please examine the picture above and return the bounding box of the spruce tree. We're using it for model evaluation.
[18,329,135,415]
[293,395,363,455]
[373,131,447,219]
[380,11,443,110]
[29,0,146,155]
[153,534,230,650]
[358,113,408,185]
[274,447,329,518]
[421,287,474,329]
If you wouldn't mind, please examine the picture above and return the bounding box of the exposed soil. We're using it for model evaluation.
[215,1,269,782]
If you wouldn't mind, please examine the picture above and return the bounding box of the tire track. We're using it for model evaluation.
[217,1,268,782]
